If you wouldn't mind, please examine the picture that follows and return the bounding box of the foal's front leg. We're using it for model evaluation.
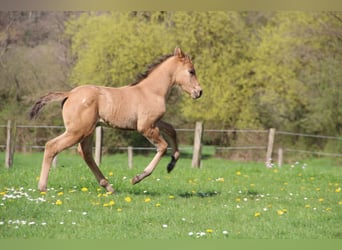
[131,126,168,185]
[156,120,180,173]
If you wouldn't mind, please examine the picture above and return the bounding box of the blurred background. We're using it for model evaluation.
[0,11,341,162]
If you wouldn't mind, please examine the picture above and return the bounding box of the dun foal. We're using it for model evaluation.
[30,47,202,193]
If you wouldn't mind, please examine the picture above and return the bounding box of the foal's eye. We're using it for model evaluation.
[189,69,196,76]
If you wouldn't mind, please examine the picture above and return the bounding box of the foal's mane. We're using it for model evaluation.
[130,54,173,86]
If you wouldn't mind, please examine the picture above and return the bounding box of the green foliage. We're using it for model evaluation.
[65,11,342,137]
[66,12,175,86]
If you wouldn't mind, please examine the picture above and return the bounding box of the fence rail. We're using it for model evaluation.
[1,120,342,168]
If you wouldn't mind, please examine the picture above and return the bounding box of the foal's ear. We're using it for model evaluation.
[174,47,184,58]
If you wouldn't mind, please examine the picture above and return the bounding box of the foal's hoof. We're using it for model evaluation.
[167,156,177,173]
[38,184,47,193]
[106,185,115,194]
[167,162,175,173]
[100,179,115,194]
[131,175,141,185]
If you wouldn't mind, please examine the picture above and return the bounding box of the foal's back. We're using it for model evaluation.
[64,85,142,131]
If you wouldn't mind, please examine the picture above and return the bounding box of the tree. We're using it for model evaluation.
[0,12,72,123]
[66,11,175,86]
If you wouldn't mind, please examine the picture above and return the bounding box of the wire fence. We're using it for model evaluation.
[1,122,342,168]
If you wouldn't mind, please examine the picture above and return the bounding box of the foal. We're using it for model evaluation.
[30,47,202,193]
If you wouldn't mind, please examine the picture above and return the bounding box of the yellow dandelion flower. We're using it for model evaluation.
[109,172,114,176]
[103,203,109,207]
[325,207,332,211]
[305,204,311,208]
[57,192,64,196]
[206,229,214,233]
[117,208,122,212]
[336,187,341,193]
[216,177,224,182]
[236,198,241,202]
[310,177,315,181]
[0,191,6,196]
[40,191,46,195]
[316,187,320,191]
[168,195,175,199]
[318,198,324,202]
[277,210,284,215]
[236,171,241,176]
[250,183,255,187]
[125,196,132,203]
[81,187,88,192]
[155,203,161,207]
[55,199,62,205]
[109,200,115,206]
[144,198,151,203]
[338,201,342,205]
[254,212,261,217]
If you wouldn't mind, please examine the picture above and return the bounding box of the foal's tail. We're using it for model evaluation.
[29,92,69,120]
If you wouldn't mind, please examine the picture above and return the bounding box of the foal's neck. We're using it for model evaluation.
[139,58,176,98]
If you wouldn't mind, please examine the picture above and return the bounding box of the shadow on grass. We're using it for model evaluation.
[178,191,220,198]
[114,188,220,199]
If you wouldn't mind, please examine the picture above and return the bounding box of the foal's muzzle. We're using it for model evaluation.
[191,89,203,99]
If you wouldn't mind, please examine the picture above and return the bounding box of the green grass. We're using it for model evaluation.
[0,151,341,239]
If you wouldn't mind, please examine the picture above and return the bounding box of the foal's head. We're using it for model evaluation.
[172,47,202,99]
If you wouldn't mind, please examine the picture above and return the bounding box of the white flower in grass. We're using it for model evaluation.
[197,232,206,238]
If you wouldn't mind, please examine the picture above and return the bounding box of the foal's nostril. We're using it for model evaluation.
[198,90,203,97]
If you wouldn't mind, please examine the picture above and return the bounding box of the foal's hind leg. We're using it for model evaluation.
[156,120,180,173]
[77,135,114,193]
[38,131,82,192]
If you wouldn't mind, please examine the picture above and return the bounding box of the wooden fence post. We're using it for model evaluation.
[265,128,276,168]
[5,120,16,168]
[128,146,133,169]
[278,148,283,167]
[95,126,103,166]
[192,121,203,168]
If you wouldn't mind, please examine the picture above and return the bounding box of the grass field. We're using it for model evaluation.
[0,151,341,239]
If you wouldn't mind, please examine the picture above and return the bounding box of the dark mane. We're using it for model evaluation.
[130,54,173,86]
